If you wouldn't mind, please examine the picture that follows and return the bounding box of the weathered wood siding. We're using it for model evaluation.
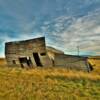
[54,54,90,71]
[5,37,52,67]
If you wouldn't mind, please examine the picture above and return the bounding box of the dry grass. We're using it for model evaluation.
[88,57,100,74]
[0,58,100,100]
[0,58,6,65]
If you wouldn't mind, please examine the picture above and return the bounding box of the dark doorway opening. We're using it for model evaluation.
[12,60,16,64]
[19,57,33,68]
[33,53,42,67]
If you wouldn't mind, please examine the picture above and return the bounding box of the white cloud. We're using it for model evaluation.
[45,9,100,55]
[0,0,100,56]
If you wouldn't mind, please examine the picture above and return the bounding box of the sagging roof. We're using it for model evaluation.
[88,56,100,59]
[46,46,64,54]
[55,53,88,59]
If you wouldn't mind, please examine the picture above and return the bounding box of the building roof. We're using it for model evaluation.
[46,46,64,54]
[5,37,45,45]
[88,56,100,59]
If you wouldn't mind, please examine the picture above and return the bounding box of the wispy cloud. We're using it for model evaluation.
[0,0,100,56]
[44,9,100,55]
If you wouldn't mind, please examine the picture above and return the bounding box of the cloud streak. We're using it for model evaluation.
[44,9,100,55]
[0,0,100,56]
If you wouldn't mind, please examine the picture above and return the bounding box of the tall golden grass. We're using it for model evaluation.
[0,58,100,100]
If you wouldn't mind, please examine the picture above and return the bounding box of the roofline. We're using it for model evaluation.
[55,53,88,58]
[5,37,45,44]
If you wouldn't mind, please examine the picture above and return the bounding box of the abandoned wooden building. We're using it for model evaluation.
[5,37,93,72]
[5,37,52,68]
[47,46,93,72]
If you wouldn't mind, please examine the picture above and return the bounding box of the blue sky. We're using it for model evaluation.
[0,0,100,57]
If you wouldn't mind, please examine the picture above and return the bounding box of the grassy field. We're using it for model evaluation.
[0,58,100,100]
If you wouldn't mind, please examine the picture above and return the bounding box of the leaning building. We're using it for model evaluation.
[5,37,52,68]
[5,37,93,72]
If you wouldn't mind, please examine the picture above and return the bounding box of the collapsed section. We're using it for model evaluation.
[19,57,33,68]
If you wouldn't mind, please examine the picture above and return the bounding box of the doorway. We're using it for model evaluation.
[19,57,33,68]
[12,60,16,64]
[33,53,42,67]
